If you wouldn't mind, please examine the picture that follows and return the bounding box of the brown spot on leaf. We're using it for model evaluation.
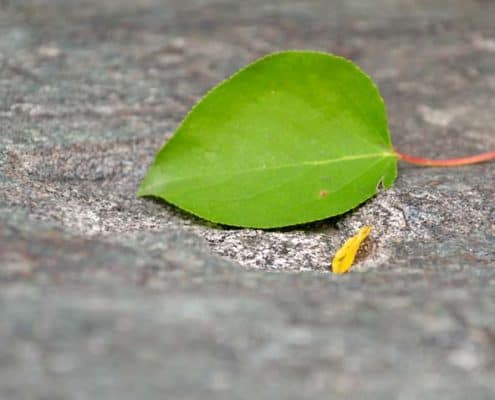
[319,189,329,198]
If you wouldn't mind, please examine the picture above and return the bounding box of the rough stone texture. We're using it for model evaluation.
[1,1,494,399]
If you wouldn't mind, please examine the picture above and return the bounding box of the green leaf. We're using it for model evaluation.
[138,51,398,228]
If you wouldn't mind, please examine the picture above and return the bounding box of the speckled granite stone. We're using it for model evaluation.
[1,1,494,399]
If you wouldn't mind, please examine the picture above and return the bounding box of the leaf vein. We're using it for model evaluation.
[141,151,395,194]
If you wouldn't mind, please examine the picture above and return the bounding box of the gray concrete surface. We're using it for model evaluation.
[1,1,494,399]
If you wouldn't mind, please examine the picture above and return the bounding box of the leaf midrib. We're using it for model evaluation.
[139,150,396,194]
[202,155,390,207]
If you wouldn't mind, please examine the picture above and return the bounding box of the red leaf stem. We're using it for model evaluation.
[395,150,495,167]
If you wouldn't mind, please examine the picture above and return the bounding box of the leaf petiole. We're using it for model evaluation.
[395,150,495,167]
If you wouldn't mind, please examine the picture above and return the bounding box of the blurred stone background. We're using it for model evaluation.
[1,1,494,399]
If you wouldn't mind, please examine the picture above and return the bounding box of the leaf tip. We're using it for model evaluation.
[136,180,152,198]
